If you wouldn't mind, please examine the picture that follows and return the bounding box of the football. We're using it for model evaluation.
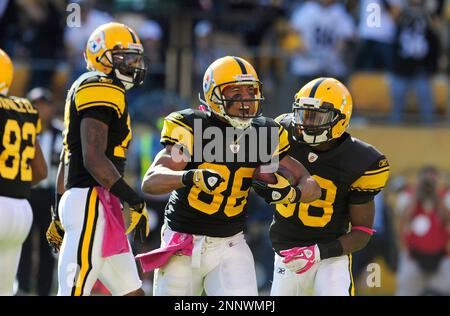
[253,165,298,186]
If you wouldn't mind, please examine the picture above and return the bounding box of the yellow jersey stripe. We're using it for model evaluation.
[77,82,125,94]
[75,84,125,116]
[77,102,122,117]
[73,188,98,296]
[161,135,181,143]
[350,169,389,191]
[350,186,385,192]
[166,117,193,133]
[276,144,290,156]
[161,119,194,156]
[364,166,390,175]
[348,254,355,296]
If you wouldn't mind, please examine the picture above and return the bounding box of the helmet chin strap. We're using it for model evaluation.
[302,129,329,145]
[114,69,134,90]
[219,105,252,129]
[227,116,252,129]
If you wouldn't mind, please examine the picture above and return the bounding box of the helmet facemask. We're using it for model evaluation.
[97,47,148,90]
[292,97,345,145]
[200,80,264,129]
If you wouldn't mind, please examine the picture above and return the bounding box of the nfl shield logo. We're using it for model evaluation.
[230,144,240,154]
[308,152,318,163]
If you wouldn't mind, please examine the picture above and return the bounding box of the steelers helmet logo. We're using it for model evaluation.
[89,31,105,54]
[203,68,214,93]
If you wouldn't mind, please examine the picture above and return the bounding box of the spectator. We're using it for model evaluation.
[192,20,227,89]
[64,0,112,84]
[356,0,403,71]
[138,19,165,91]
[0,0,19,54]
[17,88,63,296]
[390,0,440,125]
[20,0,65,89]
[395,166,450,296]
[282,0,355,113]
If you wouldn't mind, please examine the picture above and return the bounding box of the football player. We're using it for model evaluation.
[45,23,150,296]
[0,49,48,295]
[140,56,321,296]
[267,77,390,296]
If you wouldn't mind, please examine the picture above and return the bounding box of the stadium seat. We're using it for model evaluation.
[349,72,391,114]
[9,62,31,97]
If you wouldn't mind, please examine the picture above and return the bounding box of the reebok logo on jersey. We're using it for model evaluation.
[277,267,285,275]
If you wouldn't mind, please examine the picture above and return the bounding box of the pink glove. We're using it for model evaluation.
[280,244,321,274]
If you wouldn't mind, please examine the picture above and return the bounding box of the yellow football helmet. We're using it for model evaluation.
[199,56,263,129]
[0,49,13,96]
[84,22,147,90]
[292,77,352,145]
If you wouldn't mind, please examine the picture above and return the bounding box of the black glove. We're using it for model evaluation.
[110,178,149,243]
[125,201,150,243]
[182,169,224,194]
[252,172,302,204]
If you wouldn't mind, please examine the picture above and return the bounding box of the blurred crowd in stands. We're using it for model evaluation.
[2,0,449,295]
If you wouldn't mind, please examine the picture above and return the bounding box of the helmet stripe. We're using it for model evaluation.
[127,28,137,43]
[232,56,247,74]
[309,77,326,98]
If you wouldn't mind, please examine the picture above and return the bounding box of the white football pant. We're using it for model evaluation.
[57,187,142,296]
[0,196,33,296]
[271,252,355,296]
[153,226,258,296]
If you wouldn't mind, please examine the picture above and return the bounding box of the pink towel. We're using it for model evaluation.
[96,187,130,257]
[135,232,193,273]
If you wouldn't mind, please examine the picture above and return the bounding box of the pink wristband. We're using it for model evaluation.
[351,226,376,235]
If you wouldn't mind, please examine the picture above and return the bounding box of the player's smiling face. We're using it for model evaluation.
[221,84,258,119]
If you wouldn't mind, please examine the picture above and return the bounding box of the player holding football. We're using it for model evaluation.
[140,56,321,296]
[0,49,48,295]
[45,23,150,296]
[266,78,390,296]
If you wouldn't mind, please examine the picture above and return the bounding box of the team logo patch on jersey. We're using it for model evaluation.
[99,77,113,83]
[89,31,105,54]
[308,152,318,163]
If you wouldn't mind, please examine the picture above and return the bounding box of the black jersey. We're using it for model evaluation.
[63,72,132,189]
[160,109,290,237]
[0,95,41,198]
[270,113,390,252]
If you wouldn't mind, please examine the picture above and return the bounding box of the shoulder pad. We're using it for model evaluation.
[75,74,126,117]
